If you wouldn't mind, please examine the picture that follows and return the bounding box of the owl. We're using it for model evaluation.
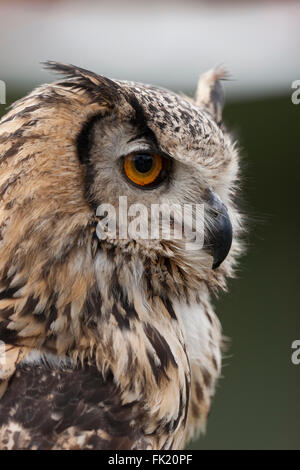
[0,62,242,450]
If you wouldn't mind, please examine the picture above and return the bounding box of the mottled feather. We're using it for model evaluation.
[0,62,242,449]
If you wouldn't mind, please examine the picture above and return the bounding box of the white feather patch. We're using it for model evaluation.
[173,300,222,375]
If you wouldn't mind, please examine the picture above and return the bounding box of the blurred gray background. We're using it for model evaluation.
[0,0,299,450]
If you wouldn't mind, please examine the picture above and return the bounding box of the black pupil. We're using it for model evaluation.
[134,154,154,173]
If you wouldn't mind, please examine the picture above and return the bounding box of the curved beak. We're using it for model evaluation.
[205,188,233,270]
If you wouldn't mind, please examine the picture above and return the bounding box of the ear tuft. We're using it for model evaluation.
[42,61,121,104]
[194,65,230,123]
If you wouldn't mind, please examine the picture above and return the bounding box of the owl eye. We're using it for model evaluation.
[123,152,169,188]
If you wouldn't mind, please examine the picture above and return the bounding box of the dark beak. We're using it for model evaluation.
[204,188,233,270]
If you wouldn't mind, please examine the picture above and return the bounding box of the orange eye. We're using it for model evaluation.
[123,153,169,188]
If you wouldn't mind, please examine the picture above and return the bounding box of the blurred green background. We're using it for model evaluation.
[2,91,298,449]
[193,94,300,450]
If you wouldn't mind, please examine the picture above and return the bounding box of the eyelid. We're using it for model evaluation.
[122,142,154,156]
[120,146,173,161]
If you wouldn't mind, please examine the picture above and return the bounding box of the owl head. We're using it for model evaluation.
[0,62,242,345]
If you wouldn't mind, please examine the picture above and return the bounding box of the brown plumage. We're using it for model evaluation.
[0,63,242,449]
